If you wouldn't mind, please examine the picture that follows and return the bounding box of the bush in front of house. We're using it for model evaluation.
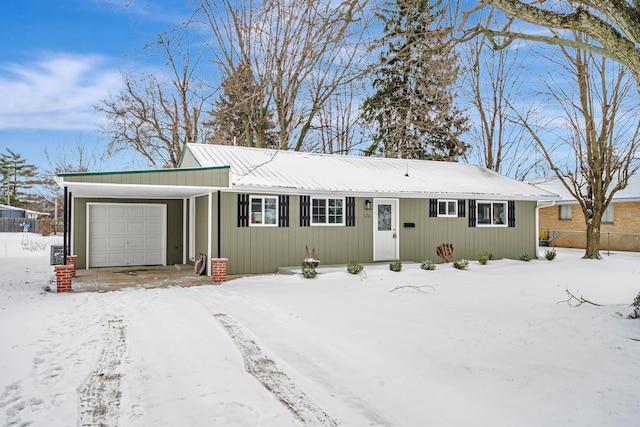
[347,260,364,274]
[453,259,469,270]
[519,252,532,262]
[436,243,454,263]
[420,259,436,270]
[544,248,557,261]
[389,259,402,272]
[477,252,493,265]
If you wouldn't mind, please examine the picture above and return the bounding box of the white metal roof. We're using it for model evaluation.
[183,144,559,201]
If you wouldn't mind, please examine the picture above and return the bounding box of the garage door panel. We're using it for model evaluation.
[89,203,166,268]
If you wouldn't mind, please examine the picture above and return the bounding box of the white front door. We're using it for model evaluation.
[88,203,167,268]
[374,198,399,261]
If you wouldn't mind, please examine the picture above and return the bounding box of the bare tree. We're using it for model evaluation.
[314,81,363,155]
[97,34,212,167]
[461,35,542,179]
[511,34,640,259]
[456,1,640,94]
[195,0,371,151]
[39,137,106,219]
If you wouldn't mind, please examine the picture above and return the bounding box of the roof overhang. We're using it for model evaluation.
[55,166,230,199]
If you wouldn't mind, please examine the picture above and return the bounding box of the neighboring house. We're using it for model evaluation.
[534,176,640,252]
[55,144,558,276]
[0,204,48,219]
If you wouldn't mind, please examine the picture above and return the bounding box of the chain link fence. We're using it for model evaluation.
[540,229,640,254]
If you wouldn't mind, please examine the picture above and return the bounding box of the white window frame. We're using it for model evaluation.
[249,195,278,227]
[311,196,345,226]
[437,199,457,217]
[476,200,508,227]
[559,204,572,220]
[602,204,614,224]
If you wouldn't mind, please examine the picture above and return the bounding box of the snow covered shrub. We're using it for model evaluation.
[420,259,436,270]
[302,266,317,279]
[347,260,364,274]
[453,259,469,270]
[389,259,402,272]
[519,252,532,262]
[436,243,454,263]
[544,249,557,261]
[477,252,492,265]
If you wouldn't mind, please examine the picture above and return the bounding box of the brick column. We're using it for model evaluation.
[54,265,74,293]
[66,255,78,277]
[211,258,228,284]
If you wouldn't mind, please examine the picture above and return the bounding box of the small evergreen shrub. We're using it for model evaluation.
[544,249,557,261]
[519,252,532,262]
[420,259,436,270]
[347,260,364,274]
[389,259,403,272]
[477,252,492,265]
[302,266,317,278]
[453,259,469,270]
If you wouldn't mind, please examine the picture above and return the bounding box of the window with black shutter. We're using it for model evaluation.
[468,200,476,227]
[458,200,465,218]
[429,199,437,217]
[300,195,310,227]
[346,197,356,226]
[508,201,516,228]
[279,195,289,227]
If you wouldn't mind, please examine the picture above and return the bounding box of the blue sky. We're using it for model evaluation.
[0,0,192,172]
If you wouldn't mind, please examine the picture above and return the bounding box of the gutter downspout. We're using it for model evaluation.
[217,191,221,258]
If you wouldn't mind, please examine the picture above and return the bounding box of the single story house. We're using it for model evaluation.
[0,204,48,219]
[534,176,640,252]
[55,144,559,276]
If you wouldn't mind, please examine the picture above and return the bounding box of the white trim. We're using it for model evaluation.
[188,197,196,261]
[249,195,279,227]
[182,198,188,264]
[476,200,508,227]
[310,196,346,226]
[437,199,458,217]
[207,193,212,276]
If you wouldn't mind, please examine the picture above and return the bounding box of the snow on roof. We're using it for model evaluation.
[184,144,559,201]
[531,174,640,203]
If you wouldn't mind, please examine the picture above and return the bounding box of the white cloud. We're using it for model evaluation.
[0,53,122,130]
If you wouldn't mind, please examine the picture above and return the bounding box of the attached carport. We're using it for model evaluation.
[55,166,230,276]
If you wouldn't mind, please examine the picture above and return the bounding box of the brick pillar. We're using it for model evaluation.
[66,255,78,277]
[54,265,74,293]
[211,258,228,284]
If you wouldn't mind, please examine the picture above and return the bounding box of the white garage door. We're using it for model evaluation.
[88,203,166,268]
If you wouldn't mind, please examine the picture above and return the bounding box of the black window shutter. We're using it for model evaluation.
[300,195,310,227]
[237,194,249,227]
[429,199,437,217]
[508,201,516,227]
[279,195,289,227]
[468,200,476,227]
[346,196,356,227]
[457,200,465,218]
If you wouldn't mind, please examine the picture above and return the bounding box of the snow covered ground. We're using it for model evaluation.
[1,232,639,426]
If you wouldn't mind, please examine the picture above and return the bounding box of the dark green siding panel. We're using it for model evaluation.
[217,193,374,275]
[195,195,209,261]
[72,198,184,269]
[398,200,538,263]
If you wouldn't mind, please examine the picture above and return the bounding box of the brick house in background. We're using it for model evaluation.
[533,176,640,252]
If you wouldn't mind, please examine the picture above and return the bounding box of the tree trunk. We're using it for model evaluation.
[584,217,602,259]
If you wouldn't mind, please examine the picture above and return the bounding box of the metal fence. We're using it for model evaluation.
[540,229,640,254]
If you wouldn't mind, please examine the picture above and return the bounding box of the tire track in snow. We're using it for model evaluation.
[78,316,127,427]
[214,313,338,426]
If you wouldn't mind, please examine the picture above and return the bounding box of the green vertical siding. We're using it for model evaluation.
[398,199,537,263]
[215,193,374,275]
[71,198,184,269]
